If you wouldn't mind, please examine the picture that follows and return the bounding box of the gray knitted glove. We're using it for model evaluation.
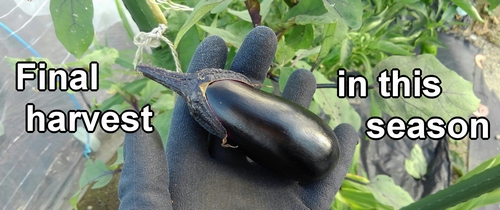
[118,26,359,210]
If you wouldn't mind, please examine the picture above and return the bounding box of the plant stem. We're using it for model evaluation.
[145,0,168,25]
[122,0,159,32]
[115,0,135,40]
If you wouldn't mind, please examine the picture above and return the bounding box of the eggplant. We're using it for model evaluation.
[137,64,340,182]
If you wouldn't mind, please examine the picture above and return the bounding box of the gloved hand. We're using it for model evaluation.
[118,26,359,210]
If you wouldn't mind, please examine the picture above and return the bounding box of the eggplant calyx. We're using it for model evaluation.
[136,64,254,148]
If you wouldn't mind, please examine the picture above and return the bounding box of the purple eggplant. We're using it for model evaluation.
[137,64,340,182]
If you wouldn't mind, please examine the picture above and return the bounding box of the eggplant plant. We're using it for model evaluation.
[8,0,496,209]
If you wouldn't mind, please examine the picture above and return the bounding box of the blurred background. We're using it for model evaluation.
[0,0,135,208]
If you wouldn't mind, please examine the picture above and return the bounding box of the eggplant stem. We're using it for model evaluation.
[136,65,196,97]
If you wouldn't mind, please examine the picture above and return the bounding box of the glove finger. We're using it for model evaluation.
[119,129,173,210]
[281,69,316,108]
[166,35,228,162]
[230,26,277,84]
[208,26,277,164]
[299,123,359,209]
[186,35,228,73]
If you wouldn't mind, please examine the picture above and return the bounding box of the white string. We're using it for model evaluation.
[153,0,193,11]
[133,24,182,73]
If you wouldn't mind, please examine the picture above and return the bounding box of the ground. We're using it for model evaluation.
[459,1,500,100]
[448,1,500,183]
[78,154,121,210]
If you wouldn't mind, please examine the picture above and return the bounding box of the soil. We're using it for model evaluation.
[447,1,500,182]
[454,1,500,100]
[77,154,121,210]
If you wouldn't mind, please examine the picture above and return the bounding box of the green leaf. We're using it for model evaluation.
[227,9,253,22]
[294,46,321,61]
[339,38,353,65]
[50,0,94,58]
[332,20,349,45]
[360,5,385,29]
[489,0,500,10]
[109,146,124,170]
[340,188,385,209]
[372,0,385,13]
[122,78,149,95]
[368,175,414,209]
[405,144,428,179]
[342,174,370,190]
[97,94,125,111]
[115,49,135,70]
[373,40,414,56]
[448,189,500,210]
[78,48,120,68]
[69,189,82,210]
[349,143,361,174]
[402,164,500,210]
[79,159,113,189]
[319,21,347,60]
[114,0,134,40]
[140,80,168,106]
[294,60,312,70]
[340,177,392,210]
[372,54,481,122]
[198,25,243,48]
[452,0,484,22]
[152,109,174,147]
[372,18,396,38]
[312,71,361,130]
[278,67,295,93]
[331,193,351,210]
[457,153,500,183]
[152,92,175,111]
[177,26,200,72]
[284,0,330,25]
[440,5,458,23]
[285,0,362,29]
[309,100,321,114]
[388,31,422,44]
[326,0,363,29]
[395,0,419,3]
[260,78,275,94]
[174,0,225,48]
[108,103,128,114]
[275,39,296,66]
[211,0,233,13]
[285,24,314,50]
[226,21,255,43]
[64,47,119,79]
[414,35,447,49]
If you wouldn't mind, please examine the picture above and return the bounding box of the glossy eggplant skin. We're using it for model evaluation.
[205,80,340,183]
